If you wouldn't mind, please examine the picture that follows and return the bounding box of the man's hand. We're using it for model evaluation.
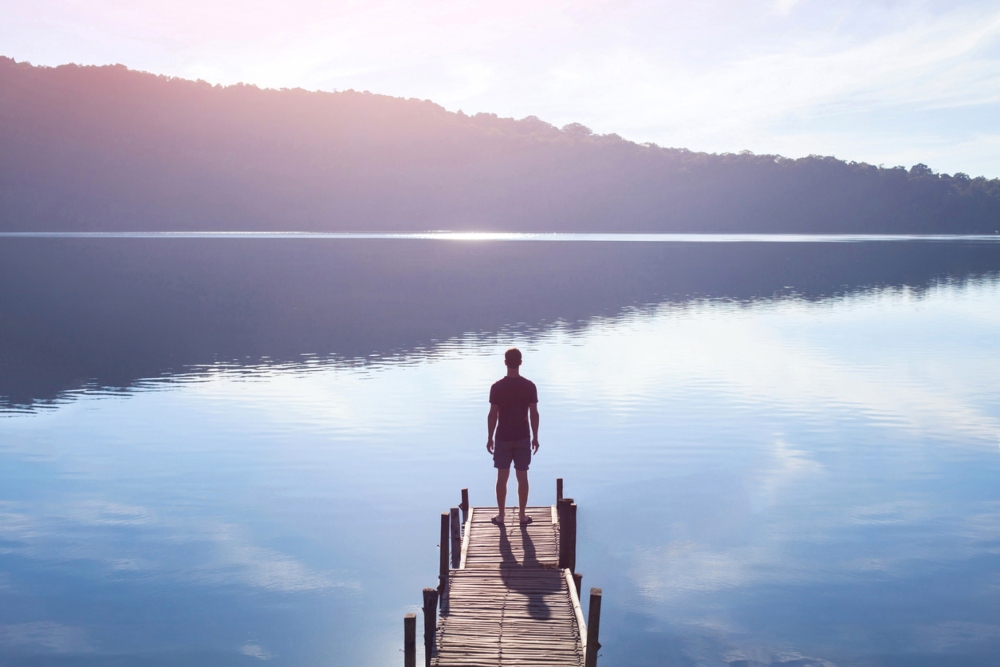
[487,437,494,454]
[531,437,540,454]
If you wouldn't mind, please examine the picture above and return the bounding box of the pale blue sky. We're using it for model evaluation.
[3,0,999,176]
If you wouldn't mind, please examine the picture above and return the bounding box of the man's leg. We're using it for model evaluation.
[516,469,529,521]
[495,467,510,522]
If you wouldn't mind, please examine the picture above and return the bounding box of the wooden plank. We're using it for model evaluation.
[431,502,586,667]
[565,568,587,655]
[459,507,473,569]
[463,506,560,569]
[432,568,585,667]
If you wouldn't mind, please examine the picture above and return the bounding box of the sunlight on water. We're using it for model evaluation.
[1,244,1000,665]
[3,231,1000,242]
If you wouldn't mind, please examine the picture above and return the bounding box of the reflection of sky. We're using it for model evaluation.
[2,279,1000,665]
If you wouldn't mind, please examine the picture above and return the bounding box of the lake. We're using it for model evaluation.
[1,236,999,666]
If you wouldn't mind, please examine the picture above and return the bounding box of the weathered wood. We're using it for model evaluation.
[585,588,602,667]
[565,568,588,656]
[405,613,417,667]
[567,502,577,574]
[450,507,461,568]
[426,481,595,667]
[460,488,469,524]
[573,572,583,597]
[557,498,575,570]
[422,588,438,667]
[439,512,449,602]
[433,569,585,667]
[556,477,563,502]
[459,507,473,569]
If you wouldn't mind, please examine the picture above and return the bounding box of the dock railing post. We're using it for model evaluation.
[584,587,602,667]
[556,477,563,502]
[557,497,573,570]
[422,588,438,667]
[573,572,583,597]
[404,613,416,667]
[460,489,469,525]
[450,507,461,568]
[439,512,449,604]
[568,501,577,574]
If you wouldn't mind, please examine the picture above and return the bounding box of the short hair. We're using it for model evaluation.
[504,348,522,367]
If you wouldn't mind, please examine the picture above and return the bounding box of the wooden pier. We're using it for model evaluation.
[406,479,602,667]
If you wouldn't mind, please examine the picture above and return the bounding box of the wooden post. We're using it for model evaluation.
[573,572,583,597]
[567,501,578,574]
[422,588,438,667]
[556,477,563,502]
[557,498,573,569]
[584,587,602,667]
[450,507,461,568]
[460,488,469,525]
[439,512,449,602]
[404,613,416,667]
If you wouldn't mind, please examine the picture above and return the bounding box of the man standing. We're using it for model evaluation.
[487,348,540,526]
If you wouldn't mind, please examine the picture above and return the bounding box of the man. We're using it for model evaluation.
[487,347,540,526]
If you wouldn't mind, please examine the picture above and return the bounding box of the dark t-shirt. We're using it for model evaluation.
[489,375,538,442]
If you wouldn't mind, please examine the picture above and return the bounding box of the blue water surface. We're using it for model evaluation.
[1,238,999,666]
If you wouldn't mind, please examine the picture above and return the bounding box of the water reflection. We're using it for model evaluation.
[0,241,999,666]
[3,238,1000,409]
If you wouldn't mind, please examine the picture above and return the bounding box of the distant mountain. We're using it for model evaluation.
[1,57,999,233]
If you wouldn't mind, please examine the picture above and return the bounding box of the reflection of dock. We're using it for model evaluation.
[403,479,602,667]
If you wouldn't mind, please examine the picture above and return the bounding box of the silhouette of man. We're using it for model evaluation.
[487,348,540,526]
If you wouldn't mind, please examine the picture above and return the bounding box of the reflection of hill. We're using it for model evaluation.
[2,239,999,408]
[2,58,1000,235]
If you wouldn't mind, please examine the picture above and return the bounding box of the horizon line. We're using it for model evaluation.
[2,231,1000,243]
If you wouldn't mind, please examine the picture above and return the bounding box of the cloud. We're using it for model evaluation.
[240,642,273,660]
[3,1,1000,174]
[0,622,93,654]
[0,500,357,594]
[195,524,356,593]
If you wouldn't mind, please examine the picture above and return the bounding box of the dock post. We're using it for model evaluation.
[460,488,469,525]
[558,498,573,570]
[556,477,563,502]
[422,588,438,666]
[450,507,461,568]
[584,587,602,667]
[404,613,416,667]
[573,572,583,597]
[568,501,578,574]
[439,512,449,603]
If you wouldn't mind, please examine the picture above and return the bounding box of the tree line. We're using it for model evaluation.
[1,57,998,233]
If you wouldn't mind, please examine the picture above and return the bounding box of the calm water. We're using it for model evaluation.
[1,238,1000,666]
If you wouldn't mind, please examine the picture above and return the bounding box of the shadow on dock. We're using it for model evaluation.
[499,524,561,621]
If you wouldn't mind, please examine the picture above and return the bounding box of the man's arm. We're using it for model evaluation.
[529,403,539,453]
[487,404,499,453]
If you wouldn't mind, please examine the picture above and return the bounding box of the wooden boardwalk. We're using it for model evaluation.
[401,482,603,667]
[433,506,586,666]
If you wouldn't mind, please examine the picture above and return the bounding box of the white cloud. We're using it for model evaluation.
[0,622,93,654]
[240,642,274,660]
[0,500,357,594]
[2,1,1000,175]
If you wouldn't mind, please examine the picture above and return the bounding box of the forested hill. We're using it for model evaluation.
[2,57,999,233]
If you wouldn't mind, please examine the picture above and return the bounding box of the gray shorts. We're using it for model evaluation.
[493,439,531,471]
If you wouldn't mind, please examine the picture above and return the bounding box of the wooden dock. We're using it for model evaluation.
[404,479,602,667]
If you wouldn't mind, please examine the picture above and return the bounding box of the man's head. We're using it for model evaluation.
[504,347,522,368]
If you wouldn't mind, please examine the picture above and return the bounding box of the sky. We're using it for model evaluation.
[3,0,1000,177]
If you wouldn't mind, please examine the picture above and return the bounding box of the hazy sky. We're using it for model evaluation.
[4,0,1000,177]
